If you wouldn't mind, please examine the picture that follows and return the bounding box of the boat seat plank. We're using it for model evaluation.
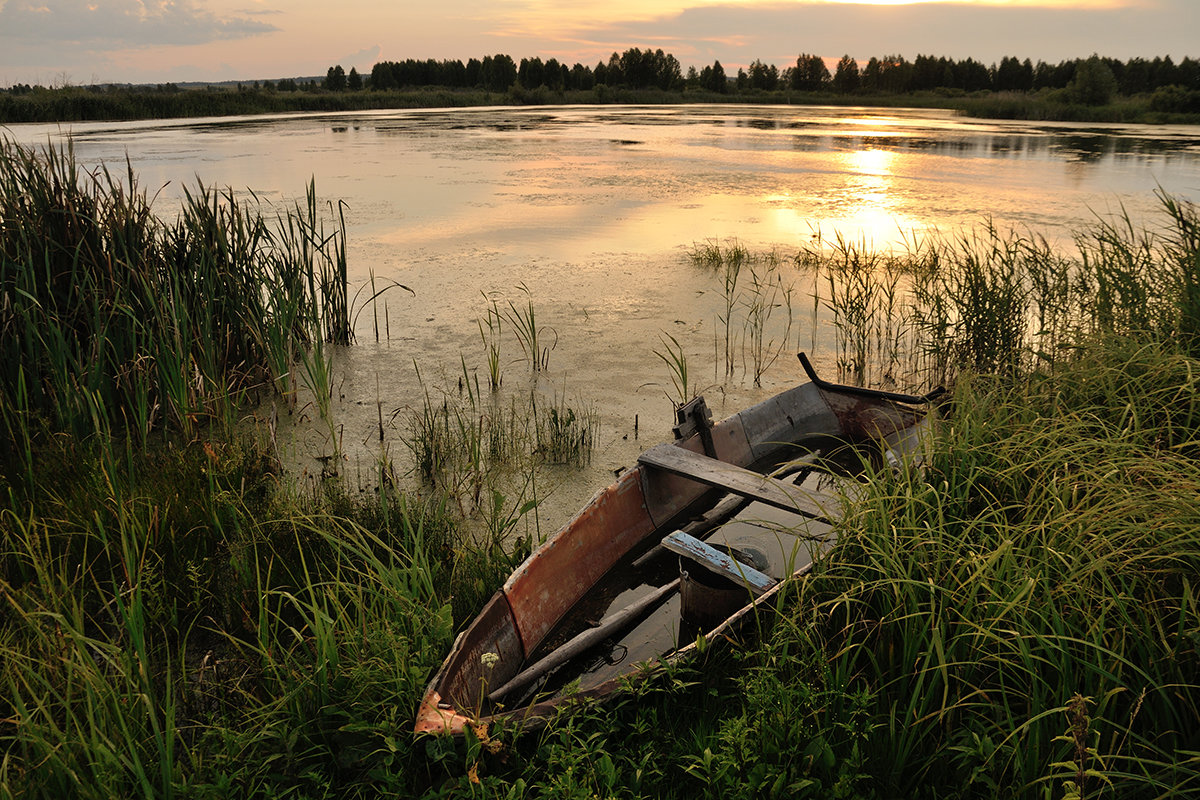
[661,531,778,596]
[637,443,833,522]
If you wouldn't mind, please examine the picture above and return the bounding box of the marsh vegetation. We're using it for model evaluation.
[1,137,1199,797]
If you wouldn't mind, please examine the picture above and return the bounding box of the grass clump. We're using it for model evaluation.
[799,193,1200,391]
[0,136,350,452]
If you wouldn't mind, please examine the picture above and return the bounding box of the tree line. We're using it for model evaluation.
[3,48,1199,124]
[362,49,706,94]
[332,49,1199,103]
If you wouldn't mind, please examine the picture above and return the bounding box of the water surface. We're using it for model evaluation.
[11,105,1200,521]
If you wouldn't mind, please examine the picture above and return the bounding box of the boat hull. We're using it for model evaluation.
[415,369,930,735]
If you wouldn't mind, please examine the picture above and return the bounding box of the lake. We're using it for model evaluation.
[11,104,1200,522]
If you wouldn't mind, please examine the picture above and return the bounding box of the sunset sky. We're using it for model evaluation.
[0,0,1196,89]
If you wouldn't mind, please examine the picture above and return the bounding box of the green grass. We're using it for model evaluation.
[0,137,351,450]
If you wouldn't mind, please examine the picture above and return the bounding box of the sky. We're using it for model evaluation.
[0,0,1196,89]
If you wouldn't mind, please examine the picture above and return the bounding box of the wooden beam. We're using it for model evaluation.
[661,531,778,596]
[637,443,834,522]
[630,449,823,571]
[487,579,680,704]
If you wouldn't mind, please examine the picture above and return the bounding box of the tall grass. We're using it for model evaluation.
[0,433,528,799]
[803,195,1200,391]
[755,341,1200,797]
[0,137,350,453]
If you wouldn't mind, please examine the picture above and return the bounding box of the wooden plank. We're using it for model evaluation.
[630,449,823,571]
[503,469,656,656]
[661,531,778,596]
[637,443,834,522]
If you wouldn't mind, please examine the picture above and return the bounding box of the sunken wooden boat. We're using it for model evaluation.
[414,354,939,735]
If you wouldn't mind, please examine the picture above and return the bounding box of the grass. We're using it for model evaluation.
[688,238,798,383]
[0,137,351,449]
[789,194,1200,393]
[3,136,1200,797]
[503,284,555,374]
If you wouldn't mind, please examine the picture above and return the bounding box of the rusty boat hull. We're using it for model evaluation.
[415,355,937,735]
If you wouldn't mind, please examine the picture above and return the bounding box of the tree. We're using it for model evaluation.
[544,58,565,90]
[861,57,882,91]
[748,60,779,91]
[912,54,944,91]
[706,61,727,93]
[790,54,831,91]
[1068,55,1118,105]
[956,58,992,91]
[518,57,545,89]
[324,65,347,92]
[834,55,860,94]
[568,63,593,90]
[481,54,517,92]
[369,62,394,90]
[465,58,483,87]
[876,55,912,93]
[347,68,362,91]
[993,56,1033,92]
[605,52,624,86]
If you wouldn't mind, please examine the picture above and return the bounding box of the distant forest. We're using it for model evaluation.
[3,47,1200,124]
[352,49,1200,101]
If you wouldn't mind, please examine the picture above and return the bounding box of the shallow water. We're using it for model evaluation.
[11,104,1200,524]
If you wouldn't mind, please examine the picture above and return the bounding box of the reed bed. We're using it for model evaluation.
[0,136,350,453]
[399,368,597,517]
[797,195,1200,391]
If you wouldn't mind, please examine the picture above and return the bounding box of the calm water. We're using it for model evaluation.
[11,105,1200,517]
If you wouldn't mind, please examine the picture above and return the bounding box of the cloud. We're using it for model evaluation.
[334,44,382,71]
[0,0,279,47]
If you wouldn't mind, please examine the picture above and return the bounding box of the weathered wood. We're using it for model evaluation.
[630,450,823,570]
[487,578,681,704]
[661,531,778,596]
[638,444,833,522]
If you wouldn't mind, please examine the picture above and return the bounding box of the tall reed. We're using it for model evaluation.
[810,195,1200,392]
[0,137,350,456]
[503,284,555,374]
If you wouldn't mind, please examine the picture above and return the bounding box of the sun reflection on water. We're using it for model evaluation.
[760,144,930,248]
